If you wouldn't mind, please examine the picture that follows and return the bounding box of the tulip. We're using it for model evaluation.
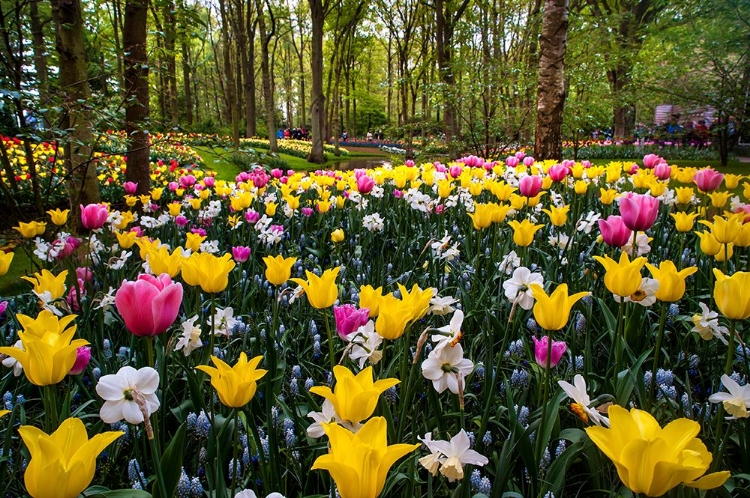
[232,246,252,263]
[532,336,566,368]
[698,215,742,244]
[586,406,729,496]
[598,215,632,248]
[14,221,45,238]
[69,346,91,375]
[618,192,660,231]
[713,269,750,320]
[506,156,519,167]
[334,304,370,340]
[593,252,647,298]
[359,285,384,317]
[123,181,138,194]
[196,353,267,407]
[599,188,618,205]
[675,187,694,205]
[181,252,236,293]
[397,283,433,322]
[467,203,494,230]
[669,212,700,232]
[508,219,544,247]
[375,296,413,340]
[542,204,570,227]
[331,228,345,243]
[529,283,590,331]
[21,269,68,300]
[310,365,399,424]
[18,417,123,498]
[695,230,722,256]
[263,254,298,286]
[693,168,724,192]
[645,261,697,302]
[80,203,108,230]
[653,162,671,180]
[47,208,70,226]
[708,191,732,209]
[523,156,535,166]
[642,154,662,169]
[547,164,568,182]
[290,266,341,309]
[144,245,184,277]
[0,250,13,276]
[312,417,419,498]
[115,273,183,337]
[518,174,542,197]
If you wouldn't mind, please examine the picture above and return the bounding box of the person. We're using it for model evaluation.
[342,131,348,141]
[366,131,373,141]
[276,128,284,140]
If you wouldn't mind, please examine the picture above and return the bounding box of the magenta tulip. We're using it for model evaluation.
[115,273,183,337]
[519,175,543,197]
[598,215,633,248]
[405,159,415,167]
[80,203,109,230]
[618,192,660,231]
[203,176,216,188]
[532,336,566,368]
[548,164,569,183]
[449,165,463,178]
[123,181,138,194]
[333,304,370,340]
[232,246,252,263]
[506,156,519,167]
[522,156,535,167]
[69,346,91,375]
[653,162,671,180]
[356,174,376,194]
[642,154,662,169]
[693,168,724,192]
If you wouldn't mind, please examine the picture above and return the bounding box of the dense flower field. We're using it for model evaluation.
[1,151,749,498]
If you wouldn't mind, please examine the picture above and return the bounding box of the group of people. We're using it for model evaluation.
[276,127,308,140]
[340,130,385,142]
[633,117,715,146]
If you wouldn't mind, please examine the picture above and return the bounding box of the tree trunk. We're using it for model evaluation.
[123,0,151,196]
[256,0,276,151]
[608,67,635,140]
[307,0,326,163]
[51,0,100,220]
[534,0,568,160]
[218,0,239,146]
[29,0,49,108]
[246,11,258,137]
[163,1,178,127]
[182,38,193,126]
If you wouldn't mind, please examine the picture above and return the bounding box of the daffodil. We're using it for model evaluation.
[418,429,489,482]
[508,219,545,247]
[645,261,697,302]
[709,374,750,419]
[196,353,267,408]
[290,266,341,309]
[262,254,297,286]
[712,269,750,320]
[21,269,68,300]
[181,252,236,293]
[586,405,730,496]
[558,374,609,426]
[529,283,589,331]
[593,252,646,298]
[309,365,398,424]
[312,417,419,498]
[18,417,123,498]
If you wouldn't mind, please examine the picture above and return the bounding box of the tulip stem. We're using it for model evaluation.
[613,300,625,389]
[42,385,58,433]
[230,408,239,495]
[648,302,669,410]
[148,425,169,498]
[323,310,335,373]
[534,334,553,474]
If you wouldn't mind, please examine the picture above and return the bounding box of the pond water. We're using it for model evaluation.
[332,157,389,170]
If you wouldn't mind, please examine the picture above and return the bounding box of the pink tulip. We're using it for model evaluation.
[618,192,660,231]
[598,215,632,248]
[69,346,91,375]
[519,175,543,197]
[515,151,525,159]
[333,304,370,340]
[301,207,314,217]
[203,176,215,188]
[581,160,591,168]
[66,278,87,312]
[55,236,80,259]
[271,168,284,179]
[115,273,183,337]
[653,162,671,180]
[642,154,662,169]
[532,336,566,368]
[435,164,447,173]
[123,181,138,194]
[562,159,576,169]
[506,156,519,168]
[449,165,463,178]
[627,163,640,175]
[180,175,196,188]
[76,267,93,282]
[356,174,375,194]
[244,210,260,224]
[522,156,535,167]
[80,203,108,230]
[168,181,179,191]
[693,168,724,192]
[0,301,7,317]
[548,164,569,183]
[175,215,188,227]
[405,160,415,167]
[232,246,252,263]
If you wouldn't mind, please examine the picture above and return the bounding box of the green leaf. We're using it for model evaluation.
[152,423,187,498]
[84,488,152,498]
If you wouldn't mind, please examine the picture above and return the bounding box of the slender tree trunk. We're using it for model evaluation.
[534,0,568,160]
[123,0,151,196]
[256,0,276,151]
[218,0,239,146]
[163,1,178,127]
[307,0,326,163]
[29,0,49,107]
[246,12,257,137]
[182,38,193,126]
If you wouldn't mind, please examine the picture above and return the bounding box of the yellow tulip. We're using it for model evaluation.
[196,353,267,407]
[574,180,588,195]
[266,201,278,216]
[508,219,544,247]
[724,173,742,189]
[185,232,206,252]
[16,310,77,339]
[310,366,399,424]
[21,269,68,300]
[707,191,732,209]
[331,228,345,243]
[699,215,742,244]
[744,182,750,200]
[47,208,70,226]
[374,297,413,340]
[592,252,646,297]
[188,197,202,210]
[490,203,512,223]
[151,187,164,200]
[18,417,123,498]
[115,230,137,249]
[586,406,729,497]
[674,187,695,205]
[14,221,45,238]
[0,410,8,418]
[167,202,182,216]
[139,194,151,206]
[468,203,494,230]
[262,254,298,286]
[0,328,88,386]
[285,195,300,210]
[599,188,618,205]
[124,195,138,207]
[181,252,235,293]
[397,283,433,322]
[491,181,516,201]
[113,211,135,230]
[312,417,419,498]
[542,204,570,227]
[734,222,750,247]
[145,245,184,277]
[359,284,384,317]
[715,243,734,262]
[291,267,341,309]
[317,200,331,213]
[695,230,721,256]
[713,269,750,320]
[0,250,13,276]
[530,283,589,331]
[669,212,700,232]
[645,261,697,302]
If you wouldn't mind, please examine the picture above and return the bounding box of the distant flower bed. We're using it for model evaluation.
[563,141,732,161]
[242,138,349,159]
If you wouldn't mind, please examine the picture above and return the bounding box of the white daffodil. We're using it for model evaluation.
[96,366,160,424]
[1,339,23,376]
[212,306,238,337]
[431,309,464,350]
[346,321,384,368]
[557,374,610,427]
[615,277,659,307]
[690,302,729,345]
[622,232,652,257]
[417,432,442,475]
[709,374,750,419]
[502,266,544,310]
[426,429,489,482]
[175,315,203,356]
[234,491,286,498]
[421,342,474,394]
[428,294,458,316]
[306,399,361,438]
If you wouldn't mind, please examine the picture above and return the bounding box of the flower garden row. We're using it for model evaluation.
[0,151,749,497]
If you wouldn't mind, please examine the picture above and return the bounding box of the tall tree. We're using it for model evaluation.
[123,0,151,196]
[256,0,277,151]
[218,0,240,146]
[534,0,569,159]
[51,0,100,217]
[306,0,331,163]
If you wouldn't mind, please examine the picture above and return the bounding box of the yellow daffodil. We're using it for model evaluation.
[181,252,236,293]
[310,366,399,424]
[542,204,570,227]
[713,269,750,320]
[530,283,589,331]
[47,208,70,226]
[312,417,419,498]
[592,252,646,298]
[185,232,206,253]
[468,203,494,230]
[698,215,742,244]
[508,219,545,247]
[18,417,123,498]
[331,228,345,243]
[196,353,267,407]
[359,285,384,317]
[645,261,697,302]
[586,405,729,497]
[21,269,68,300]
[263,255,297,286]
[669,212,700,232]
[0,250,13,276]
[290,266,341,309]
